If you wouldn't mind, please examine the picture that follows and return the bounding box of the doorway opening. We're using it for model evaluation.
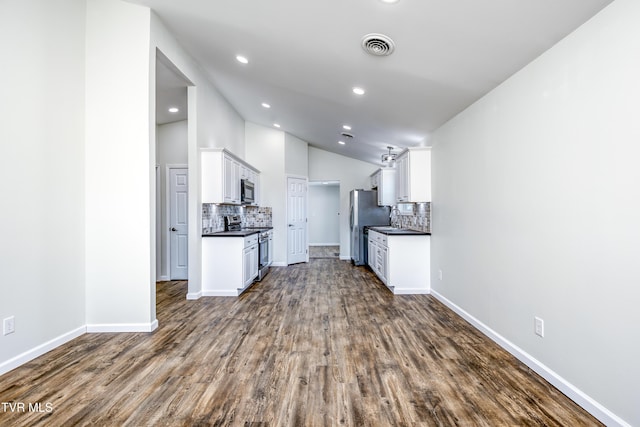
[155,50,190,283]
[308,181,340,259]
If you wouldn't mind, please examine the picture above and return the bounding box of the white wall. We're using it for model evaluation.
[284,133,309,177]
[85,0,155,330]
[308,184,340,245]
[156,120,188,281]
[308,147,378,259]
[245,123,287,264]
[0,0,87,372]
[430,1,640,425]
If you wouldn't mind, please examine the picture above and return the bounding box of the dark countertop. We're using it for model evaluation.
[367,226,431,236]
[202,227,273,237]
[202,230,260,237]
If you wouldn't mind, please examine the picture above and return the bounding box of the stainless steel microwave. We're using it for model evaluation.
[241,179,255,204]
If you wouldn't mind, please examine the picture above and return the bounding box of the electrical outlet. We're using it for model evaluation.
[3,316,15,335]
[534,316,544,337]
[438,270,443,280]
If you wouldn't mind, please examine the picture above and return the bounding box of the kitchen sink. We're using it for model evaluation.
[370,226,428,235]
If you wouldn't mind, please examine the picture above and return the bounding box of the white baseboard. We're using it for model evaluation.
[0,326,86,376]
[156,275,170,282]
[339,256,350,261]
[201,290,240,297]
[186,291,202,300]
[86,319,158,333]
[430,290,630,427]
[393,288,430,295]
[309,243,340,246]
[271,262,287,267]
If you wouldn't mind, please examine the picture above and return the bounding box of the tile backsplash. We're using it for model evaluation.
[202,204,273,234]
[397,202,431,233]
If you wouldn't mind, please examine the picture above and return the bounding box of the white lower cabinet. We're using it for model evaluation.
[243,242,259,288]
[368,231,388,285]
[368,230,430,294]
[202,233,259,296]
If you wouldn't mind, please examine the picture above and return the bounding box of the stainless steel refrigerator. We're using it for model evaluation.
[350,189,391,265]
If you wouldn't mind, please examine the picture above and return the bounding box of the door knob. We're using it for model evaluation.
[288,224,294,227]
[171,227,177,231]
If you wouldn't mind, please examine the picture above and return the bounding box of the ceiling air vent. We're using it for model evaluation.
[341,132,354,139]
[361,33,395,56]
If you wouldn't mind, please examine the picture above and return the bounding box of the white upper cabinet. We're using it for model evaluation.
[370,168,397,206]
[201,148,260,205]
[395,147,431,203]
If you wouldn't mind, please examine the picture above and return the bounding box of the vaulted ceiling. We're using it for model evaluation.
[141,0,613,164]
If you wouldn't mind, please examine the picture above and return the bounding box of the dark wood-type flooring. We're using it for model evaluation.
[0,259,601,426]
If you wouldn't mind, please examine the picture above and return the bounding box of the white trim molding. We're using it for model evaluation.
[431,290,631,427]
[201,290,240,297]
[86,320,159,333]
[186,291,202,300]
[0,326,86,376]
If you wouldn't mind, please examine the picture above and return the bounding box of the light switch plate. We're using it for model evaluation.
[3,316,15,335]
[534,316,544,337]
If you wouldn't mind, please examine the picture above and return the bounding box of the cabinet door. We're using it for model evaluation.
[396,154,409,203]
[370,171,379,190]
[368,238,376,270]
[223,155,240,204]
[251,245,259,279]
[380,245,388,283]
[243,246,252,288]
[243,244,259,288]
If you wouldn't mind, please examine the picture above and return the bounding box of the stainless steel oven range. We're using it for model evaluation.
[257,229,273,281]
[224,215,272,281]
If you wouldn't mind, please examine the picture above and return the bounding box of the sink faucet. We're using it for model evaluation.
[390,206,400,228]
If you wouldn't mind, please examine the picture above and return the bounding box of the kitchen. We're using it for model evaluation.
[2,0,638,426]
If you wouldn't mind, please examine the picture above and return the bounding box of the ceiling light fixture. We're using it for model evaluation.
[343,125,352,130]
[273,123,281,128]
[380,0,400,3]
[236,55,249,64]
[168,107,179,113]
[381,146,396,165]
[261,103,271,108]
[338,141,346,145]
[352,87,365,95]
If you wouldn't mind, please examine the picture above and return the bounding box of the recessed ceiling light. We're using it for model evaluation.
[352,87,365,95]
[338,141,346,145]
[168,107,179,113]
[261,103,271,109]
[343,125,352,130]
[273,123,281,128]
[236,55,249,64]
[380,0,400,3]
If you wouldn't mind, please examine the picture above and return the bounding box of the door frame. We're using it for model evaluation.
[165,164,188,280]
[286,174,309,265]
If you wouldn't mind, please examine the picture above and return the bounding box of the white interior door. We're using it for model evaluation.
[170,168,188,280]
[287,176,308,265]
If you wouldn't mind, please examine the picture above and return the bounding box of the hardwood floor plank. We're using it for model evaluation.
[0,260,602,426]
